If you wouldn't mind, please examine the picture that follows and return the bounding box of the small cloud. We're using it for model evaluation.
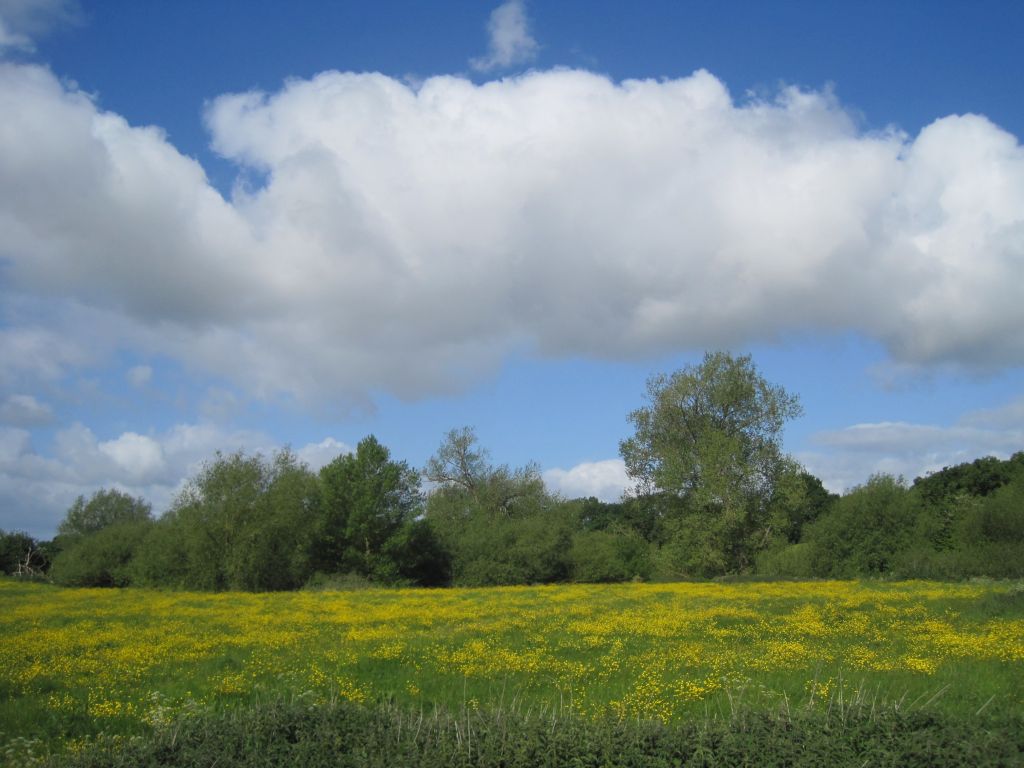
[0,15,33,51]
[297,437,352,471]
[0,0,80,54]
[0,393,53,426]
[127,365,153,387]
[544,458,628,502]
[470,0,538,72]
[98,432,166,483]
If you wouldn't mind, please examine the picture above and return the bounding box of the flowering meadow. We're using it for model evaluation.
[1,579,1022,758]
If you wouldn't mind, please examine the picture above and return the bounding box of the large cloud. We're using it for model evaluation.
[1,63,1023,405]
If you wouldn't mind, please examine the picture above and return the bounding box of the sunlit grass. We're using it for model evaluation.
[1,578,1021,754]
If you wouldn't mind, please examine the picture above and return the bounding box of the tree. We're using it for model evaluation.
[619,351,802,574]
[0,529,47,576]
[164,449,319,591]
[804,474,918,576]
[425,427,545,516]
[50,519,153,587]
[424,427,567,585]
[315,435,422,580]
[57,489,152,541]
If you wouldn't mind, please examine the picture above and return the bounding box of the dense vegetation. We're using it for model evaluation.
[2,352,1022,590]
[41,696,1024,768]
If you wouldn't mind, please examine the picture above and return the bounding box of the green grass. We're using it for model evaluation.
[1,578,1022,764]
[37,695,1024,767]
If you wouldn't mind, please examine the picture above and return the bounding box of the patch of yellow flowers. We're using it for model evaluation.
[0,579,1021,740]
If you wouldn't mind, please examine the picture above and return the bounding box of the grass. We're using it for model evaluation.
[1,578,1022,763]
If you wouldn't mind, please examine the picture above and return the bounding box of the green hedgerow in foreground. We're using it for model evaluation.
[43,696,1024,768]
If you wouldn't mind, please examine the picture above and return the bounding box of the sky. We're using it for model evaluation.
[2,0,1023,539]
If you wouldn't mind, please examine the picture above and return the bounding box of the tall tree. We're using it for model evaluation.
[620,351,802,574]
[315,435,422,579]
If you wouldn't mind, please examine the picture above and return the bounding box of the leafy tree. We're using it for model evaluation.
[164,449,319,591]
[424,427,568,585]
[804,474,919,576]
[767,469,838,544]
[620,352,803,573]
[57,489,152,541]
[913,452,1024,505]
[570,526,653,583]
[49,520,152,587]
[425,426,546,516]
[314,435,422,580]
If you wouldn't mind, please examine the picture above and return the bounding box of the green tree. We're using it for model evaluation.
[804,474,919,576]
[164,449,319,591]
[424,427,569,585]
[315,436,422,580]
[50,519,152,587]
[620,352,803,574]
[57,489,152,541]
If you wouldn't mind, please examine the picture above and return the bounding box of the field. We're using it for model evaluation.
[2,579,1023,764]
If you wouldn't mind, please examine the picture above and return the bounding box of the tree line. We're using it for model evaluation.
[2,352,1022,589]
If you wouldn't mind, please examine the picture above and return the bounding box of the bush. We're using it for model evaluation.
[755,542,817,578]
[49,521,153,587]
[804,475,918,577]
[570,527,652,582]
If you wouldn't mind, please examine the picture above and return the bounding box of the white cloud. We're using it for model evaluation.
[296,437,351,471]
[800,396,1024,492]
[0,15,32,51]
[98,432,166,482]
[1,63,1023,407]
[544,458,629,502]
[0,393,52,425]
[127,365,152,387]
[470,0,539,72]
[0,0,79,53]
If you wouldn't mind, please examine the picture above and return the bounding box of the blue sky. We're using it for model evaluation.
[2,0,1023,538]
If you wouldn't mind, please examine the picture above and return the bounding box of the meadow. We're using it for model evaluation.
[1,578,1022,764]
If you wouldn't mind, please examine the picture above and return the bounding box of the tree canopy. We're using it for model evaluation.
[620,352,803,574]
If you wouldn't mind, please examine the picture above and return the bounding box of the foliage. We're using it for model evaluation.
[803,474,919,577]
[49,520,153,587]
[0,529,47,575]
[914,451,1024,505]
[424,427,570,586]
[46,696,1024,768]
[156,449,320,591]
[57,489,152,542]
[570,526,652,582]
[620,352,803,574]
[314,435,423,581]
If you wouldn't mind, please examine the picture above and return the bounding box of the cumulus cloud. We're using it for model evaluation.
[470,0,539,72]
[296,437,351,471]
[800,396,1024,492]
[0,393,52,425]
[1,63,1023,407]
[0,416,352,537]
[544,458,630,502]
